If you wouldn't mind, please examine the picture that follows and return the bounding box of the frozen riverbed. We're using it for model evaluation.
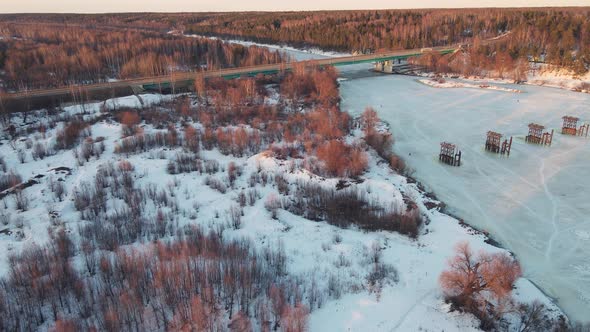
[340,75,590,322]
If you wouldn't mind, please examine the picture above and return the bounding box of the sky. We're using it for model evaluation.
[0,0,588,13]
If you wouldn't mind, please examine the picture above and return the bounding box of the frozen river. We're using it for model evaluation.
[341,75,590,322]
[226,41,590,322]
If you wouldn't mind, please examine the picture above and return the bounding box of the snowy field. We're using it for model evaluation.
[340,75,590,323]
[0,84,562,331]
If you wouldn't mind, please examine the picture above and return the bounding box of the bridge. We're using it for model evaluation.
[0,45,459,112]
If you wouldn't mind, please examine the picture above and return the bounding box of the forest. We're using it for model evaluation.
[0,23,284,91]
[1,8,589,92]
[183,8,590,74]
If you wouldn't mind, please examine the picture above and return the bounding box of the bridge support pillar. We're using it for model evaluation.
[130,85,146,95]
[374,60,396,73]
[374,61,385,72]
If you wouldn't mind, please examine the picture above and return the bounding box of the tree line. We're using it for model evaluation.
[0,23,284,91]
[182,8,590,73]
[2,9,587,88]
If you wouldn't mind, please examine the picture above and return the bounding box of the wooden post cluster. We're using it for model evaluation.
[438,116,590,168]
[439,142,462,166]
[562,115,589,137]
[501,136,513,155]
[485,131,512,156]
[485,131,502,153]
[562,116,579,135]
[525,123,553,146]
[579,124,590,137]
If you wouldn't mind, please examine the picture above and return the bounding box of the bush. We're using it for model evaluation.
[119,111,141,137]
[204,160,220,174]
[0,171,22,192]
[265,194,281,219]
[114,130,182,155]
[366,262,399,292]
[440,242,522,330]
[184,125,200,153]
[314,140,367,178]
[31,142,47,160]
[360,107,407,173]
[227,162,242,187]
[228,205,243,229]
[49,177,66,202]
[56,120,91,149]
[17,150,26,164]
[167,153,202,174]
[286,182,422,236]
[14,189,29,211]
[204,176,227,194]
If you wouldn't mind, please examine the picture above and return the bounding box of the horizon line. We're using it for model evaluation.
[1,5,589,15]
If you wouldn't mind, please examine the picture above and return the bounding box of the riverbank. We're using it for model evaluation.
[340,73,590,323]
[183,34,583,325]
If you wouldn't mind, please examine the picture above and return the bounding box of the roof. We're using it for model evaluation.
[562,116,579,122]
[440,142,456,149]
[528,123,545,131]
[486,131,502,139]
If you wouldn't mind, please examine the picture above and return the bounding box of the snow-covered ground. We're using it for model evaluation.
[417,78,522,93]
[180,33,350,61]
[0,87,563,330]
[526,64,590,93]
[340,75,590,323]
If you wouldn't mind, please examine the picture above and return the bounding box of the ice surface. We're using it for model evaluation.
[340,75,590,322]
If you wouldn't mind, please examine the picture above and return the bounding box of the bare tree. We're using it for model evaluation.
[439,241,522,328]
[14,189,29,211]
[17,150,26,164]
[515,301,552,332]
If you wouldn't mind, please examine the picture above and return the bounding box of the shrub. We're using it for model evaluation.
[361,108,406,173]
[31,142,47,160]
[228,205,243,229]
[0,171,22,192]
[49,177,66,202]
[17,150,26,164]
[184,125,200,153]
[204,160,220,174]
[204,176,227,194]
[14,189,29,211]
[366,262,399,292]
[114,130,181,155]
[314,140,367,178]
[119,111,141,137]
[56,120,91,149]
[286,182,422,236]
[167,153,202,174]
[440,242,522,329]
[265,194,282,219]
